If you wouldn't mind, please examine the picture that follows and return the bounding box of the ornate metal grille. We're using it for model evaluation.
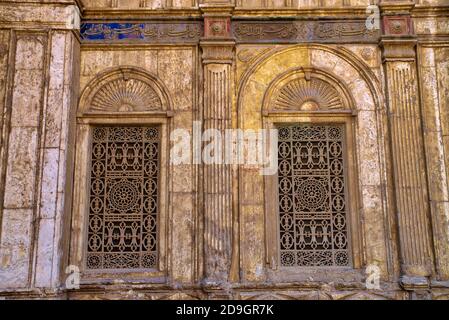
[86,126,159,270]
[278,124,350,267]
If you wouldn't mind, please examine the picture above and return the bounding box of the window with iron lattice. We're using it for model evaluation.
[86,126,159,270]
[277,124,350,267]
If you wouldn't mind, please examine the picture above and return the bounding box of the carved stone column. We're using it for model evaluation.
[381,13,434,289]
[200,4,235,286]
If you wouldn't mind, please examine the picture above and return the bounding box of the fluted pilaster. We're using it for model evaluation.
[200,3,235,285]
[382,27,434,288]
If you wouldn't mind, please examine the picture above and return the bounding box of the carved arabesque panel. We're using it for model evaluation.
[86,126,160,270]
[278,124,350,267]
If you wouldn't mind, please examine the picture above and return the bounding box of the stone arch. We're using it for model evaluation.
[236,44,390,280]
[71,66,173,278]
[237,44,384,122]
[78,66,172,115]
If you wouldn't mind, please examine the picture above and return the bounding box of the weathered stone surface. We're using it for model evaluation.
[240,205,265,283]
[172,165,193,193]
[171,193,194,283]
[0,3,78,27]
[0,7,79,293]
[345,45,380,69]
[0,0,449,301]
[241,169,264,205]
[34,218,56,288]
[357,111,381,186]
[310,49,338,71]
[49,33,67,90]
[158,49,193,111]
[436,49,449,136]
[0,209,33,288]
[40,148,60,219]
[3,127,38,208]
[419,46,449,281]
[361,185,388,275]
[348,78,376,111]
[10,70,44,127]
[81,51,114,78]
[333,59,359,83]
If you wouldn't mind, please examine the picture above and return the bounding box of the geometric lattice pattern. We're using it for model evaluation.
[86,127,159,270]
[278,124,350,267]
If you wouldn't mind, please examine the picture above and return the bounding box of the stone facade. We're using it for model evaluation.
[0,0,448,300]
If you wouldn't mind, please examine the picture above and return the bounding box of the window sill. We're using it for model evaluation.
[266,267,365,284]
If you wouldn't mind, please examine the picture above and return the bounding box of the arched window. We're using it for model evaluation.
[71,67,172,278]
[277,123,349,267]
[263,67,360,270]
[86,126,160,270]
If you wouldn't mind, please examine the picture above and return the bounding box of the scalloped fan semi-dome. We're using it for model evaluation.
[273,78,344,111]
[90,78,163,112]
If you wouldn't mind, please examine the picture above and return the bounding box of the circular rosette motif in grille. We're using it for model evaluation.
[295,178,328,211]
[273,78,343,111]
[90,78,162,112]
[109,180,140,212]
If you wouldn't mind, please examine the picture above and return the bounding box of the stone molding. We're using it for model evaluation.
[0,2,81,30]
[200,40,235,64]
[381,38,417,61]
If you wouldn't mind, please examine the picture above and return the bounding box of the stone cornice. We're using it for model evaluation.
[81,7,378,20]
[0,1,81,30]
[81,8,203,21]
[233,7,380,18]
[412,4,449,17]
[199,3,234,16]
[379,1,415,13]
[76,3,449,21]
[0,0,81,9]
